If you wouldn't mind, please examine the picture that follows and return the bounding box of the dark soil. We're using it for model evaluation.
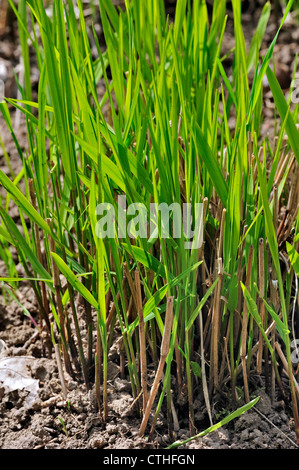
[0,0,299,450]
[0,282,298,450]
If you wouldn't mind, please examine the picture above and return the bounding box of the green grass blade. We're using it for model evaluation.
[266,65,299,164]
[51,252,99,310]
[167,396,260,449]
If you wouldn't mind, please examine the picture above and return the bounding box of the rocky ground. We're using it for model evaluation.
[0,282,298,450]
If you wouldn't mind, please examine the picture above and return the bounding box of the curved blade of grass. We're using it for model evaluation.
[0,277,53,283]
[0,208,54,293]
[122,243,169,280]
[0,225,14,245]
[51,252,99,310]
[246,2,271,73]
[217,58,237,107]
[73,134,127,193]
[2,282,39,328]
[167,396,260,449]
[286,241,299,276]
[254,283,289,345]
[0,169,50,235]
[266,65,299,164]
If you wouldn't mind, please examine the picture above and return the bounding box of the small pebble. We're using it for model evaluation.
[67,381,77,391]
[106,423,118,435]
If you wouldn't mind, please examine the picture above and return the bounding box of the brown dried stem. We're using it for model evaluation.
[241,245,253,403]
[135,269,148,412]
[257,238,265,375]
[210,258,223,393]
[139,296,174,437]
[29,180,51,337]
[47,219,73,377]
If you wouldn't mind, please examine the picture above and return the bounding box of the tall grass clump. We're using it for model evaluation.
[0,0,299,445]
